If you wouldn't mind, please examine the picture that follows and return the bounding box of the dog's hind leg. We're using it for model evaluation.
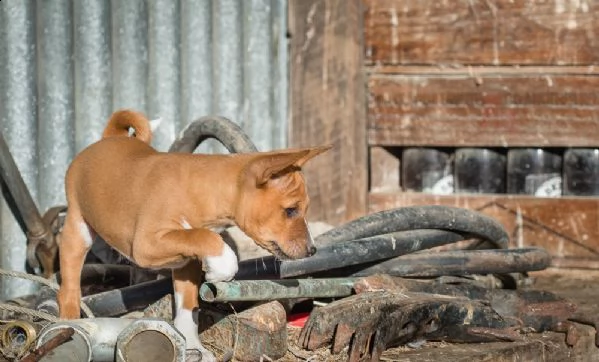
[172,260,216,362]
[57,207,92,319]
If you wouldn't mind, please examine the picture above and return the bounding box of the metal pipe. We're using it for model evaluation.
[1,320,38,358]
[147,0,180,150]
[37,0,75,213]
[180,0,212,154]
[73,0,112,152]
[0,0,41,297]
[242,0,274,151]
[111,0,148,112]
[115,319,185,362]
[200,278,358,303]
[351,248,552,277]
[235,229,465,279]
[0,132,47,241]
[35,318,133,362]
[82,277,172,317]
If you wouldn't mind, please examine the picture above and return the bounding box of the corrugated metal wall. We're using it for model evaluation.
[0,0,288,298]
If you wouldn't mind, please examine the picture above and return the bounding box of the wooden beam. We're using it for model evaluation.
[289,0,367,224]
[368,74,599,147]
[369,192,599,268]
[363,0,599,66]
[367,65,599,76]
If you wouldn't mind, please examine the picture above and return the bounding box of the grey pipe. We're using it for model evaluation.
[115,319,185,362]
[36,318,133,362]
[36,318,186,362]
[200,278,358,302]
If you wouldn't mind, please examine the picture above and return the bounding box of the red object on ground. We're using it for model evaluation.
[287,312,311,328]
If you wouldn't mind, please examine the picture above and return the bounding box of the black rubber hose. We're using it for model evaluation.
[236,229,467,279]
[168,116,258,154]
[82,277,172,317]
[316,205,509,249]
[349,248,551,277]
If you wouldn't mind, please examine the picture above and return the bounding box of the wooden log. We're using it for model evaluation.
[289,0,368,224]
[300,291,516,362]
[363,0,599,66]
[369,192,599,267]
[368,74,599,147]
[198,301,287,361]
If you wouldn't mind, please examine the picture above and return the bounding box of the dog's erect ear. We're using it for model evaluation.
[247,145,332,186]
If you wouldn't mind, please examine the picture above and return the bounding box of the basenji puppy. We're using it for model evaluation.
[57,109,330,361]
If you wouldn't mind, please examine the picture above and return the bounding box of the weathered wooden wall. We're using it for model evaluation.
[369,73,599,147]
[362,0,599,267]
[363,0,599,66]
[289,0,367,225]
[289,0,599,267]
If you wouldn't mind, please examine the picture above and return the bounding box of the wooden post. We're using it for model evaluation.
[289,0,367,225]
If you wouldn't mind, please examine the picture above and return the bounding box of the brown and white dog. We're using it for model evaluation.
[57,109,330,361]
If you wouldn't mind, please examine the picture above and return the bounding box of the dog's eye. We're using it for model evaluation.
[284,207,299,218]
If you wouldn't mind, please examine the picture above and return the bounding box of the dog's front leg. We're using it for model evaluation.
[133,228,238,361]
[172,260,216,362]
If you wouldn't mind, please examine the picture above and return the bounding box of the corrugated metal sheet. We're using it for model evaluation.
[0,0,288,298]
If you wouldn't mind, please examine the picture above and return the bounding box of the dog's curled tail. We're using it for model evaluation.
[102,109,152,144]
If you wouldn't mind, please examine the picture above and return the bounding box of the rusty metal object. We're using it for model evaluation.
[1,320,39,359]
[0,130,61,277]
[199,301,287,362]
[350,248,551,277]
[299,291,516,362]
[115,319,185,362]
[20,327,74,362]
[200,278,357,302]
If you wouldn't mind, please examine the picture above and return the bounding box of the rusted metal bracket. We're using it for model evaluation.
[26,206,67,278]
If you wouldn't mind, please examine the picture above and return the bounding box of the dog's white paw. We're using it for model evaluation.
[203,243,238,282]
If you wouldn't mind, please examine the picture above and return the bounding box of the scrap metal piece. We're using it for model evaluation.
[200,278,357,302]
[299,291,516,362]
[115,319,185,362]
[199,301,287,362]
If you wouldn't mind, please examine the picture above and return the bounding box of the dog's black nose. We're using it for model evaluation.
[308,245,317,256]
